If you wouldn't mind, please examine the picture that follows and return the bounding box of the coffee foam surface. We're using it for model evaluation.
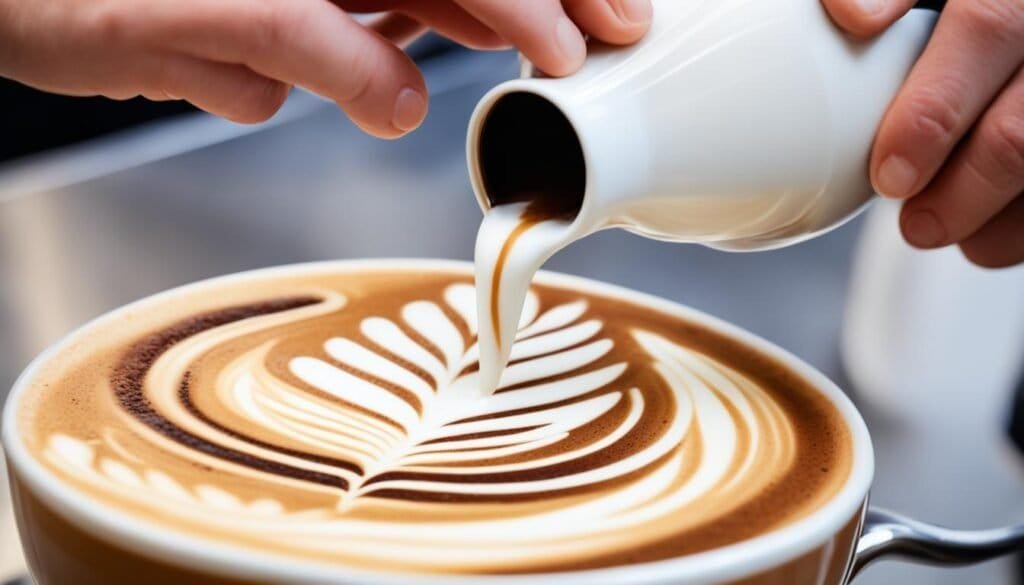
[17,266,851,574]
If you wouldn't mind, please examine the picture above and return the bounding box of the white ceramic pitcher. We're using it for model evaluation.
[467,0,940,251]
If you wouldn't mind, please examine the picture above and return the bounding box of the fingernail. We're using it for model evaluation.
[392,87,426,132]
[856,0,886,15]
[556,17,587,66]
[876,155,918,198]
[902,210,947,248]
[619,0,653,24]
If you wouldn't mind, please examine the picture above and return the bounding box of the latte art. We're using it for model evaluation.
[18,267,851,574]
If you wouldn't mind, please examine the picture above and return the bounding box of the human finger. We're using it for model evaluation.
[562,0,652,45]
[384,1,509,49]
[820,0,918,38]
[141,55,290,123]
[452,0,586,76]
[871,0,1024,198]
[140,0,428,137]
[958,195,1024,268]
[899,67,1024,248]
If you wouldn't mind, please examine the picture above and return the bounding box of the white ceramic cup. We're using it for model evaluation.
[3,260,1021,585]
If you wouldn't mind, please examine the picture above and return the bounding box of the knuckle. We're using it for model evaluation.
[337,48,381,105]
[80,0,135,46]
[105,88,142,101]
[985,114,1024,178]
[903,85,964,145]
[148,58,183,98]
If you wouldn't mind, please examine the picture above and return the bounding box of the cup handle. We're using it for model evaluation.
[849,508,1024,580]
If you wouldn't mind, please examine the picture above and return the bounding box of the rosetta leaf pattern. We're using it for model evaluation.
[275,284,632,504]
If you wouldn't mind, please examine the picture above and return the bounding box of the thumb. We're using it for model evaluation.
[821,0,919,38]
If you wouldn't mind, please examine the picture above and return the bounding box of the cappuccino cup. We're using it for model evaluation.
[3,260,1021,584]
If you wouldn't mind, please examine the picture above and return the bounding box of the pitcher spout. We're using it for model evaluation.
[467,81,650,240]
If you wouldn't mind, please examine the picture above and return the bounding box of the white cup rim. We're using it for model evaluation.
[2,259,874,585]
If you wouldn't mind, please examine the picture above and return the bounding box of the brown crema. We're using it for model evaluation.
[15,266,852,575]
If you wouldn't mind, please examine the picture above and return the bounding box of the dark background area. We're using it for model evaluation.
[0,78,195,164]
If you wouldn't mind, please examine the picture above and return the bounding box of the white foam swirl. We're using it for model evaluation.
[42,284,803,572]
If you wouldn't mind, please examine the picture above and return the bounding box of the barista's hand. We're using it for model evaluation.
[0,0,651,139]
[823,0,1024,268]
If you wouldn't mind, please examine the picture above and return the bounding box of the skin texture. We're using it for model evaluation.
[823,0,1024,268]
[0,0,652,138]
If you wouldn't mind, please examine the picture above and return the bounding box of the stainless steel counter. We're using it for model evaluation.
[1,49,1021,584]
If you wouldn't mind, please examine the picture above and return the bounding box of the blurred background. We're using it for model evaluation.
[1,39,1023,584]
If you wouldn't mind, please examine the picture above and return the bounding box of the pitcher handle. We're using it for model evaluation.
[850,508,1024,580]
